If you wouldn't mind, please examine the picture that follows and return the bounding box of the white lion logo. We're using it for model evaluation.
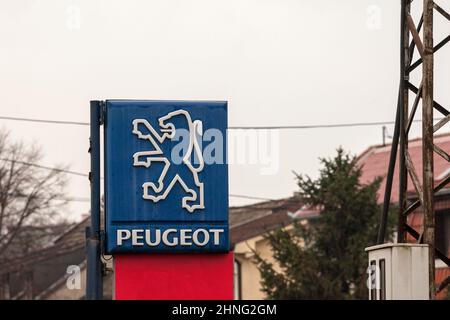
[132,109,205,213]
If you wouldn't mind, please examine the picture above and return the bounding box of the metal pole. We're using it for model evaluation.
[422,0,435,300]
[377,0,411,245]
[377,89,401,244]
[398,0,410,244]
[86,100,103,300]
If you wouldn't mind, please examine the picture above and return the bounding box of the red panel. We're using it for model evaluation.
[114,253,234,300]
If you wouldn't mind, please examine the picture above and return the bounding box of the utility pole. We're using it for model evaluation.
[422,0,435,299]
[377,0,450,300]
[86,101,103,300]
[398,0,410,244]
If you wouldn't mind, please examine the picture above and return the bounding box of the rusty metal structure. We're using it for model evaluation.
[377,0,450,299]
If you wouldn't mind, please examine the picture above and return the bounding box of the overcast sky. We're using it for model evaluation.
[0,0,449,221]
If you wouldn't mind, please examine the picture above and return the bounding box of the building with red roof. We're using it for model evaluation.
[232,133,450,299]
[357,133,450,299]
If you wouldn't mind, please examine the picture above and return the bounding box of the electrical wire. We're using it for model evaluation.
[0,158,88,177]
[0,158,272,202]
[3,113,439,202]
[229,194,274,201]
[0,115,89,126]
[0,115,444,130]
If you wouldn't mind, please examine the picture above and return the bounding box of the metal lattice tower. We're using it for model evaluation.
[377,0,450,299]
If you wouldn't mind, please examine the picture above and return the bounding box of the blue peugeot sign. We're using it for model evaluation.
[104,100,229,253]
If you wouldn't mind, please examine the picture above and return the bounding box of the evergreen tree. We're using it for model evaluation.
[255,148,394,299]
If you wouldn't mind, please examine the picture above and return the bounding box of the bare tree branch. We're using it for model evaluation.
[0,130,69,262]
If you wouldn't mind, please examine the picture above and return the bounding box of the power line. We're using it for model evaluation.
[0,158,272,202]
[230,121,396,130]
[0,158,88,177]
[0,116,89,126]
[56,195,274,202]
[15,193,271,203]
[6,193,90,203]
[229,194,274,201]
[229,118,445,129]
[0,114,443,130]
[4,114,439,202]
[58,197,90,202]
[52,195,274,202]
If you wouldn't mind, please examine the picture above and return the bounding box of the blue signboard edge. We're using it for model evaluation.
[103,100,230,254]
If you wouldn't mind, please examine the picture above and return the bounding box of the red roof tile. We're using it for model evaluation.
[357,133,450,204]
[436,267,450,299]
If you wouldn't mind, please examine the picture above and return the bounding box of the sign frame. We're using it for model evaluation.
[103,100,229,254]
